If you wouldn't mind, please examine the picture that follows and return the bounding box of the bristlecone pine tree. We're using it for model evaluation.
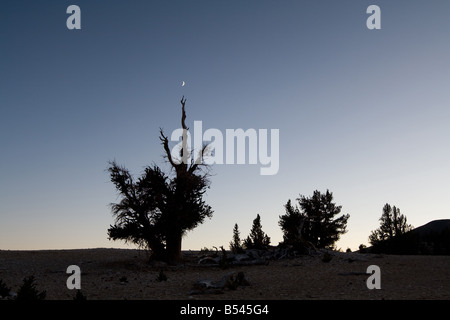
[16,276,46,301]
[280,190,349,249]
[278,199,306,248]
[243,214,271,250]
[229,223,244,254]
[369,203,413,246]
[107,97,213,264]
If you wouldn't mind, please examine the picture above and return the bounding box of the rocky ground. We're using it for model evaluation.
[1,248,449,300]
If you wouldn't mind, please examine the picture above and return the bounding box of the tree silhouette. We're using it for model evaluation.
[107,97,213,264]
[280,190,349,249]
[0,279,11,298]
[243,214,271,250]
[229,223,244,254]
[278,199,306,248]
[16,276,46,301]
[369,203,413,248]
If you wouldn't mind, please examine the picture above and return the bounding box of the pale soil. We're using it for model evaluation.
[0,248,449,300]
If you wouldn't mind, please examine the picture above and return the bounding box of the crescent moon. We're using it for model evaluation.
[182,81,185,87]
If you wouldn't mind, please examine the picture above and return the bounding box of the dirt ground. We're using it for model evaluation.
[0,248,449,300]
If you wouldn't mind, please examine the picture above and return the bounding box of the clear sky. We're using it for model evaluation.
[1,0,449,251]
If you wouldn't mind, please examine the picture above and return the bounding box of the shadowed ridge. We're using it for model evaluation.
[409,219,450,237]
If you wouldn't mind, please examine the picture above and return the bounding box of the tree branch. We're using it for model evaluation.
[180,96,189,166]
[159,128,177,168]
[189,143,210,174]
[181,96,188,130]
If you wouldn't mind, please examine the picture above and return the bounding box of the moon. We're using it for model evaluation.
[181,81,185,87]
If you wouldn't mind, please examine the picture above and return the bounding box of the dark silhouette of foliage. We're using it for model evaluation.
[229,223,245,254]
[368,203,414,253]
[243,214,270,250]
[417,225,450,255]
[16,275,46,301]
[73,290,87,300]
[420,227,450,254]
[200,246,219,257]
[280,190,349,249]
[107,97,213,264]
[369,203,413,247]
[278,199,307,249]
[0,279,11,298]
[369,215,450,255]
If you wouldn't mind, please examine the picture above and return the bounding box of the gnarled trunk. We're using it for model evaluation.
[165,230,183,264]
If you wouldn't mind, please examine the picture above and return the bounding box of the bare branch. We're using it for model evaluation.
[189,143,210,174]
[159,128,177,168]
[181,96,188,130]
[179,96,190,166]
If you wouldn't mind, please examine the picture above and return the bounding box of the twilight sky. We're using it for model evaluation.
[1,0,449,250]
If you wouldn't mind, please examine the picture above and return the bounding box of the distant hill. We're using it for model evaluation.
[409,219,450,237]
[369,219,450,255]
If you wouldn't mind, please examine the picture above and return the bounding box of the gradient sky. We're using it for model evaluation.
[1,0,449,251]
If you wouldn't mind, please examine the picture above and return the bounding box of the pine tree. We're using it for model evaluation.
[229,223,244,253]
[16,276,46,301]
[107,97,213,264]
[278,199,306,246]
[369,203,413,246]
[243,214,270,250]
[0,279,11,298]
[284,190,349,249]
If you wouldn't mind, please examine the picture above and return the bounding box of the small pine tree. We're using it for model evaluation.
[296,190,349,249]
[369,203,413,246]
[0,279,11,298]
[243,214,270,250]
[229,223,244,253]
[16,275,46,301]
[73,290,87,300]
[278,199,306,247]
